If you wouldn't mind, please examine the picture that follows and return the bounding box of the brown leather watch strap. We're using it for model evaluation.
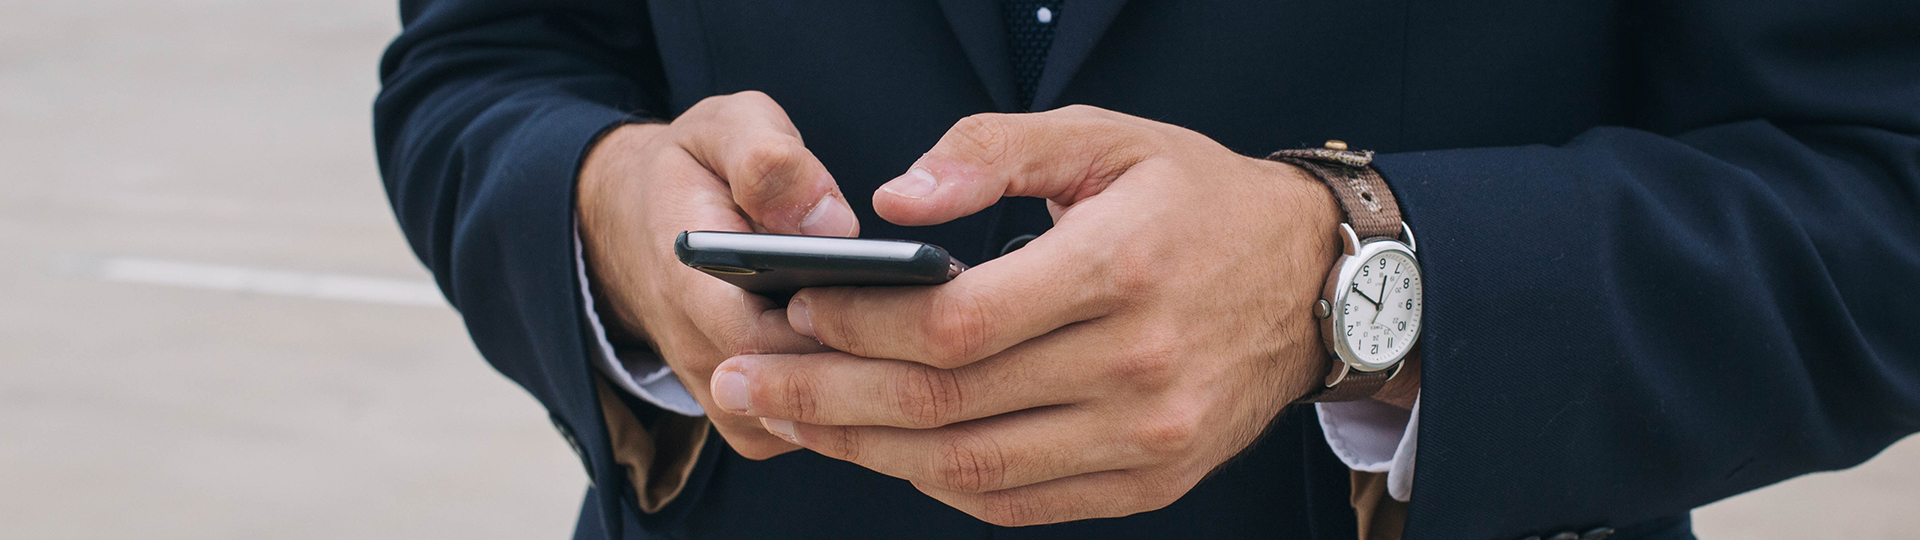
[1267,142,1404,240]
[1297,368,1394,403]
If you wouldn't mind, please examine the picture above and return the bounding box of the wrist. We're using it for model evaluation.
[577,122,672,345]
[577,122,670,225]
[1261,158,1346,397]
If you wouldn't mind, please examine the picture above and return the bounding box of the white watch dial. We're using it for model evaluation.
[1338,249,1423,368]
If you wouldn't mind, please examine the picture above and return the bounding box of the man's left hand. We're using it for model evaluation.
[709,105,1408,526]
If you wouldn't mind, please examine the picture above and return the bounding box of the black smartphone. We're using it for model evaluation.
[674,231,967,295]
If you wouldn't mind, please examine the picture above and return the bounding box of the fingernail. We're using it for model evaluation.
[713,370,751,413]
[879,168,939,199]
[761,418,798,442]
[787,298,815,338]
[799,193,857,237]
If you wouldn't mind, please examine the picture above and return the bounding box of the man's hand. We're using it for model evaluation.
[709,105,1415,525]
[577,91,858,459]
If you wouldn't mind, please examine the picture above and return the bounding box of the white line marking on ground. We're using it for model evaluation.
[98,257,448,308]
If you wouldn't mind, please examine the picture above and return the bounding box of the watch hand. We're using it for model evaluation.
[1372,284,1391,324]
[1350,283,1380,307]
[1377,273,1390,309]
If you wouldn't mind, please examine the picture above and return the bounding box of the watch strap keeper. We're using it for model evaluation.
[1267,142,1404,240]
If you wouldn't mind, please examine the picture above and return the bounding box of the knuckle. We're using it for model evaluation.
[895,367,966,428]
[1076,139,1128,185]
[949,114,1015,166]
[686,93,729,117]
[768,368,822,422]
[737,137,809,189]
[803,293,856,352]
[1115,330,1183,391]
[728,89,777,109]
[1163,124,1213,148]
[818,425,862,462]
[932,430,1006,493]
[1053,103,1109,118]
[976,491,1042,527]
[711,315,762,357]
[717,420,794,460]
[920,293,993,367]
[697,91,775,122]
[729,438,791,461]
[1133,471,1191,514]
[1130,405,1203,457]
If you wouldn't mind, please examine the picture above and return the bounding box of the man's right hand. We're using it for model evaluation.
[576,91,857,459]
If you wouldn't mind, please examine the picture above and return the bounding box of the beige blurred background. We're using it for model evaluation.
[0,0,1914,538]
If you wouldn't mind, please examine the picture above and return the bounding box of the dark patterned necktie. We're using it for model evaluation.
[1003,0,1063,111]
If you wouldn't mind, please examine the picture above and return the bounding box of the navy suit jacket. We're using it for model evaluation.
[374,1,1920,538]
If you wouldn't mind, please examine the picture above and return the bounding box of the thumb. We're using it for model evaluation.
[872,106,1158,226]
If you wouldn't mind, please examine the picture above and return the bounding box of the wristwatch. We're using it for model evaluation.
[1267,141,1423,403]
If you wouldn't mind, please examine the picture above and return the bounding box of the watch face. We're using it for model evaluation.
[1337,248,1423,368]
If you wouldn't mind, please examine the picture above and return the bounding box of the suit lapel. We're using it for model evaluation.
[936,0,1018,112]
[1030,0,1129,111]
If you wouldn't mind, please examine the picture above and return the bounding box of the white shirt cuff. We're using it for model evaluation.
[1316,395,1419,502]
[573,221,707,417]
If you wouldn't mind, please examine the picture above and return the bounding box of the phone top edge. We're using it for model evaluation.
[682,231,928,261]
[915,243,964,272]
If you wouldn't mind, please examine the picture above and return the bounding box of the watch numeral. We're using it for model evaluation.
[1404,299,1414,310]
[1370,344,1379,354]
[1397,321,1406,331]
[1346,325,1354,336]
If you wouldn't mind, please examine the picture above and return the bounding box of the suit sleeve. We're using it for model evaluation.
[1384,1,1920,538]
[373,0,674,532]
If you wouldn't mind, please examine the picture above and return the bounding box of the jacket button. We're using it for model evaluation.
[1580,527,1616,540]
[550,413,597,488]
